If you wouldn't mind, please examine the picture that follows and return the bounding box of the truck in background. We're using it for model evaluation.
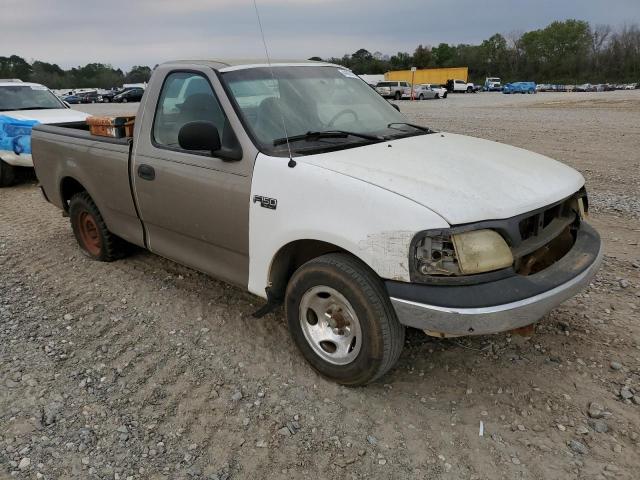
[484,77,502,91]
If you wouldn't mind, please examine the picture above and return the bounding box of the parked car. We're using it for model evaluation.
[62,94,82,104]
[446,79,475,93]
[503,82,537,94]
[574,84,595,92]
[484,77,502,91]
[412,84,438,100]
[375,81,411,100]
[0,80,88,186]
[421,83,447,98]
[78,91,102,103]
[113,87,145,103]
[101,89,126,103]
[32,60,602,385]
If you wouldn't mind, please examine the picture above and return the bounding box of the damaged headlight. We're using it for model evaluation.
[413,229,513,278]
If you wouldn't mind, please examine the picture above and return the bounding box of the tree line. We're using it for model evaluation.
[0,57,152,89]
[318,20,640,84]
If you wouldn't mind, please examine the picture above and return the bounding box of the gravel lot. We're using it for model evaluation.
[1,91,639,479]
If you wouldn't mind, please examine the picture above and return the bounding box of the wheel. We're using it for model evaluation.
[104,98,110,103]
[418,94,424,100]
[285,253,405,386]
[69,192,128,261]
[467,87,473,93]
[435,93,440,99]
[394,91,401,100]
[122,98,128,103]
[443,92,447,98]
[0,159,16,187]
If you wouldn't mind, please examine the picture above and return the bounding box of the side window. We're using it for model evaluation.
[153,71,232,151]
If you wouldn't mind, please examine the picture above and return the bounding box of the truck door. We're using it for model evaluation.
[131,69,253,287]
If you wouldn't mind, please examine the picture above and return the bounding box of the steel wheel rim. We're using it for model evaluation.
[299,286,362,366]
[78,211,101,256]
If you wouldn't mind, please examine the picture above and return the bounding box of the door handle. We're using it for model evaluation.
[137,164,155,181]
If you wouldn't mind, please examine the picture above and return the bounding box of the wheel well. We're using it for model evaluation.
[268,240,347,299]
[60,177,86,212]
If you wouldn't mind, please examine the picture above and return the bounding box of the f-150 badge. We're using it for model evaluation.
[253,195,277,210]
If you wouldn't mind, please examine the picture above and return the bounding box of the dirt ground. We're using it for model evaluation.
[1,91,639,480]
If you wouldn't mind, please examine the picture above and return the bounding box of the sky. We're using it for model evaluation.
[2,0,639,71]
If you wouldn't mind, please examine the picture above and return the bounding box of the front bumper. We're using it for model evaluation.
[387,223,602,336]
[0,151,33,167]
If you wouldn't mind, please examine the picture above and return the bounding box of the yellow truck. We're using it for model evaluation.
[385,67,468,86]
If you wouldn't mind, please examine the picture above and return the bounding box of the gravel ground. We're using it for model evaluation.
[1,91,639,480]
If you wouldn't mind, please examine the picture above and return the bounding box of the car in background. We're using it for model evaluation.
[0,80,88,186]
[113,87,145,103]
[62,94,82,104]
[624,83,637,90]
[412,84,438,100]
[503,82,537,94]
[375,81,411,100]
[421,83,447,98]
[100,89,125,103]
[78,91,102,103]
[574,84,596,92]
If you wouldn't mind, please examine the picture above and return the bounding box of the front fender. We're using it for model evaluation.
[248,153,449,298]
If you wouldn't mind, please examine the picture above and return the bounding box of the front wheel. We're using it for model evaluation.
[418,94,424,100]
[0,159,16,187]
[285,253,405,386]
[122,98,128,103]
[435,93,440,99]
[443,92,447,98]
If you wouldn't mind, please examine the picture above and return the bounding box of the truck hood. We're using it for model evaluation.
[299,133,585,225]
[4,108,89,124]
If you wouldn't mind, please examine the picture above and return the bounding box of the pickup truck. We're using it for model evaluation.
[32,60,602,386]
[447,79,476,93]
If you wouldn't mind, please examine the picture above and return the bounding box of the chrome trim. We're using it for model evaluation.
[390,242,603,336]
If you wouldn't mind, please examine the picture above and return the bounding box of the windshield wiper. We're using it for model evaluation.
[387,122,433,133]
[273,130,382,146]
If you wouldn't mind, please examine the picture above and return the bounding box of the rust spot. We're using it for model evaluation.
[509,324,536,337]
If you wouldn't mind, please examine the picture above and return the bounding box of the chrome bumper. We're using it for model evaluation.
[389,226,603,337]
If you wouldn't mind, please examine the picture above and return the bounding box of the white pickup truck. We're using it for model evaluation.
[0,80,88,186]
[448,79,476,93]
[32,60,602,385]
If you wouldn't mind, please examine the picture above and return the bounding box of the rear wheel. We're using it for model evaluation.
[394,91,401,100]
[418,94,424,100]
[435,93,440,99]
[0,160,16,187]
[69,192,128,261]
[285,253,405,386]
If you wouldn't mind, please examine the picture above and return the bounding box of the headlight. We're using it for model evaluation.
[413,229,513,278]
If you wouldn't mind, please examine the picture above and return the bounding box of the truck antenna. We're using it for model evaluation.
[252,0,296,167]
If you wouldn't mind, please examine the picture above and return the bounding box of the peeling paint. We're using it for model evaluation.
[358,230,415,281]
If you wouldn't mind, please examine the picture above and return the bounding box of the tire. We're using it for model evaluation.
[0,159,16,187]
[467,87,473,93]
[394,91,401,100]
[122,98,128,103]
[285,253,405,386]
[418,94,424,100]
[69,192,128,261]
[443,92,447,98]
[435,93,440,99]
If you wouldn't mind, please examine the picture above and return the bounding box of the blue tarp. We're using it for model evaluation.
[0,115,40,155]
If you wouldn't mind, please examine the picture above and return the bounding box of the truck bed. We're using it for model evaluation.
[31,124,145,247]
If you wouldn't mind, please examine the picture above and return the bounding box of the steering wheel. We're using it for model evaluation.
[328,109,358,128]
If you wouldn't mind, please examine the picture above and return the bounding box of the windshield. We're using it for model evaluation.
[0,85,65,111]
[222,66,420,156]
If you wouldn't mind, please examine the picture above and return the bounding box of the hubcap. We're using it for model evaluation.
[299,286,362,365]
[78,211,101,256]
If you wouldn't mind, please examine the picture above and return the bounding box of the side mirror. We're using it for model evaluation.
[179,121,222,152]
[178,121,242,161]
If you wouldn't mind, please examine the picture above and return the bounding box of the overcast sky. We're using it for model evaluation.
[2,0,639,70]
